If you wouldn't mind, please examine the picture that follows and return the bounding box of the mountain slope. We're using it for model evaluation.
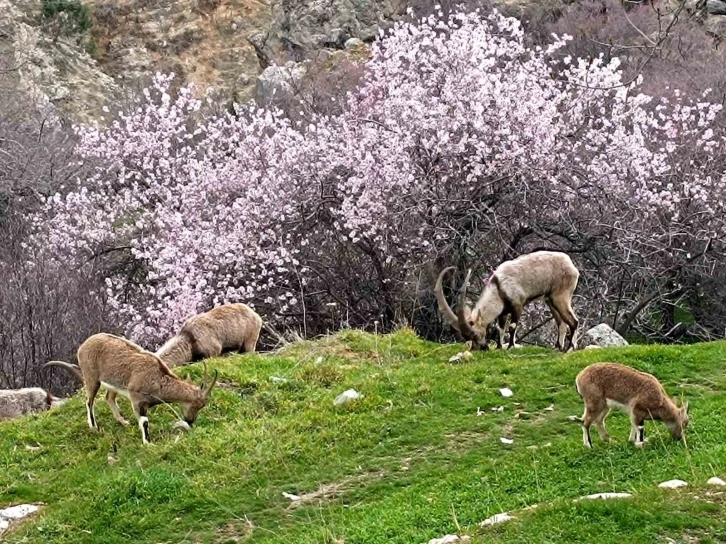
[1,331,725,543]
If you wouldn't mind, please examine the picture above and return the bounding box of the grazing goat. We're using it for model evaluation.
[575,362,689,448]
[44,333,218,444]
[156,303,263,367]
[0,388,55,421]
[435,251,579,351]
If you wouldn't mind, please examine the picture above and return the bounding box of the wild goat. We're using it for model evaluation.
[44,333,218,444]
[435,251,579,351]
[575,362,689,448]
[0,388,56,421]
[156,303,263,367]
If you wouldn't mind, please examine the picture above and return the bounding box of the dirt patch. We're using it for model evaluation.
[213,518,254,543]
[285,471,385,509]
[445,431,490,451]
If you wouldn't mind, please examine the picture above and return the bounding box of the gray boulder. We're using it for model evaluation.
[255,62,308,104]
[707,0,726,15]
[578,324,628,349]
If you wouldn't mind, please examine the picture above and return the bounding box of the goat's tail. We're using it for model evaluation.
[44,360,83,382]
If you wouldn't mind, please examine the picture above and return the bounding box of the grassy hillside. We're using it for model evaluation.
[1,330,725,543]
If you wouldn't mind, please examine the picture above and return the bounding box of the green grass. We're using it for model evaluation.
[1,330,725,543]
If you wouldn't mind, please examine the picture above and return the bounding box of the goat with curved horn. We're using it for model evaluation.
[45,333,218,444]
[435,251,580,352]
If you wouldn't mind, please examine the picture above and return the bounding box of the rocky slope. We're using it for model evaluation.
[2,0,725,122]
[1,0,404,121]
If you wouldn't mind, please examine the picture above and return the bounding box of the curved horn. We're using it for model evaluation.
[204,370,219,399]
[435,266,461,332]
[457,269,485,348]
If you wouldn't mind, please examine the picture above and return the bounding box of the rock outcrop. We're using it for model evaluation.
[578,324,629,349]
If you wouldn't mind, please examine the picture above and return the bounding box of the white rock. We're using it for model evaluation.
[172,420,191,431]
[449,351,472,363]
[0,519,8,531]
[476,407,484,416]
[581,492,632,500]
[500,437,514,445]
[578,323,628,348]
[499,388,513,398]
[282,492,301,501]
[491,406,504,412]
[0,504,40,519]
[544,404,554,411]
[480,512,513,526]
[427,535,471,544]
[707,477,726,487]
[659,479,689,489]
[334,389,363,406]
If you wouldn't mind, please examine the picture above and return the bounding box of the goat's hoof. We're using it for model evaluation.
[634,441,645,448]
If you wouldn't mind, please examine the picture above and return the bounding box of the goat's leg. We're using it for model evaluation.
[552,294,579,352]
[630,411,646,448]
[581,408,594,448]
[546,299,565,350]
[495,313,508,350]
[86,381,101,430]
[105,390,130,426]
[130,394,151,444]
[507,306,522,349]
[594,408,611,442]
[244,328,260,353]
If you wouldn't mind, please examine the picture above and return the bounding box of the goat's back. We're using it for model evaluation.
[78,333,172,386]
[496,251,578,300]
[576,363,667,406]
[182,303,262,348]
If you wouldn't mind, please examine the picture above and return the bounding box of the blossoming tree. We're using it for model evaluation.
[41,9,726,345]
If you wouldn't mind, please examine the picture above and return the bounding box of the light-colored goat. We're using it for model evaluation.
[575,362,689,448]
[44,333,218,444]
[435,251,579,351]
[0,387,56,421]
[156,303,263,367]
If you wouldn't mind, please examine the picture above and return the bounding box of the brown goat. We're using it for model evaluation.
[576,362,690,448]
[156,303,263,367]
[435,251,579,351]
[0,388,55,421]
[44,333,218,444]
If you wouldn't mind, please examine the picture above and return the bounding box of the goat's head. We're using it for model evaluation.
[435,267,489,350]
[666,399,690,441]
[180,362,218,426]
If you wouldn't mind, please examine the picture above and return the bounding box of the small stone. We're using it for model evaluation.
[334,389,363,406]
[500,437,514,445]
[707,477,726,486]
[345,37,364,49]
[480,512,513,526]
[282,492,301,501]
[172,420,191,432]
[491,406,504,412]
[659,479,689,489]
[0,504,40,519]
[428,535,471,544]
[449,351,472,363]
[499,388,513,398]
[581,492,632,500]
